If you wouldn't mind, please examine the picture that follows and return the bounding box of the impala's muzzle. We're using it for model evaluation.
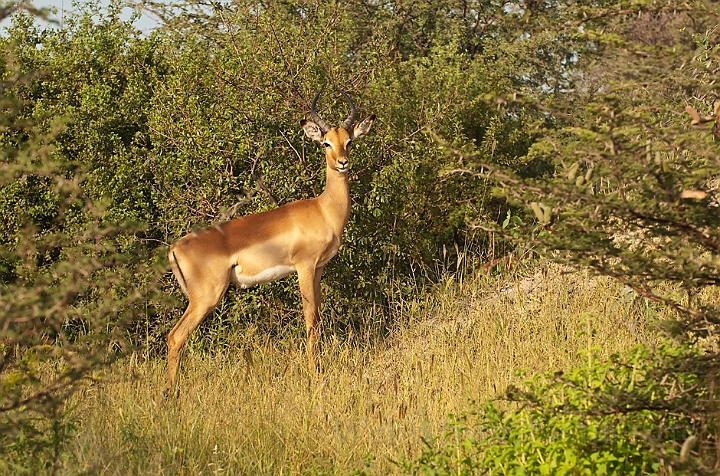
[337,159,349,172]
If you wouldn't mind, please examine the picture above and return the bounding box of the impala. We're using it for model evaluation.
[166,90,374,394]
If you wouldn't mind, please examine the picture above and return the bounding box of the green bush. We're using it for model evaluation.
[0,5,169,471]
[404,344,704,475]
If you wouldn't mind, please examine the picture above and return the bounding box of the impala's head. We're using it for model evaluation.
[301,89,375,174]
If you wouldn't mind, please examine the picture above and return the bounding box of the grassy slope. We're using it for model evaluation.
[63,265,657,475]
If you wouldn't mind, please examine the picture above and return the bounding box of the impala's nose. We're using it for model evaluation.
[338,159,349,171]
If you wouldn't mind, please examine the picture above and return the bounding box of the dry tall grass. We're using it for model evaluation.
[62,266,658,475]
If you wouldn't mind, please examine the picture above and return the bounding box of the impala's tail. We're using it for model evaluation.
[168,249,189,296]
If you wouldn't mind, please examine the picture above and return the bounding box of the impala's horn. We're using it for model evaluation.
[338,89,358,131]
[310,89,332,134]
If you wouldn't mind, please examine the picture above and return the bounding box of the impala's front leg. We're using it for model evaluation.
[298,265,323,372]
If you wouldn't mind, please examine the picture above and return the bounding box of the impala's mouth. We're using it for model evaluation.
[337,165,349,173]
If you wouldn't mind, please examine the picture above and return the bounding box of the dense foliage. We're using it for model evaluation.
[0,4,163,472]
[2,0,720,472]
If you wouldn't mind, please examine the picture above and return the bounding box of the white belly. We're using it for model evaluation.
[231,265,296,289]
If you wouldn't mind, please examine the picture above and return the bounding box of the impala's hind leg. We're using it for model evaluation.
[166,269,230,397]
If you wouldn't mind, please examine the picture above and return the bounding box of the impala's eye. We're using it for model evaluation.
[323,142,332,148]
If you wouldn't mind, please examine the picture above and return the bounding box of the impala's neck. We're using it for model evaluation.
[319,165,351,232]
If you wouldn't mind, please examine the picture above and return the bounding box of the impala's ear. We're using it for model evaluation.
[301,119,324,142]
[352,115,375,140]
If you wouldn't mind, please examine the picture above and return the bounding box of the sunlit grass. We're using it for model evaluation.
[62,265,659,475]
